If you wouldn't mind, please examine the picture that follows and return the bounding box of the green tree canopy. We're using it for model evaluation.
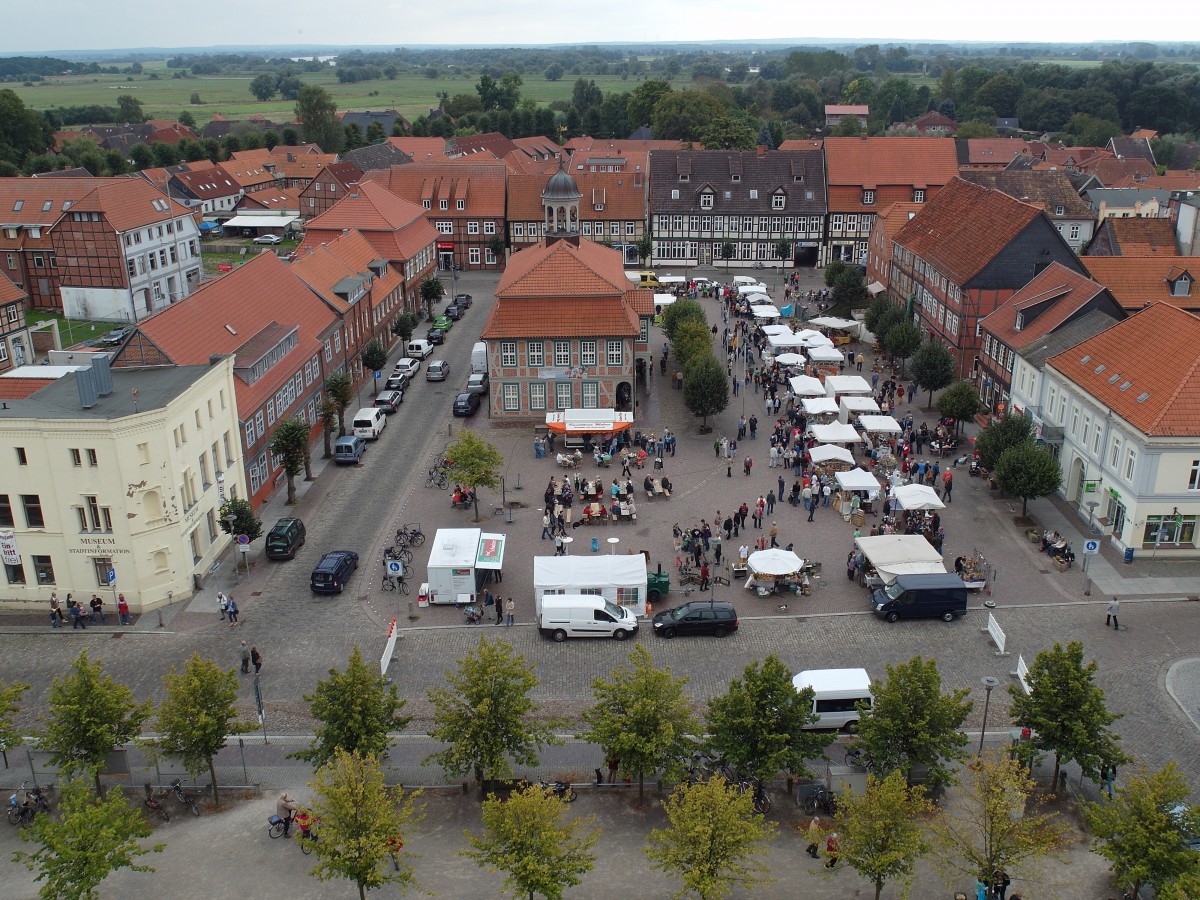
[217,496,262,542]
[936,381,982,431]
[651,90,724,142]
[974,412,1033,470]
[0,677,30,759]
[425,637,563,789]
[824,259,848,287]
[269,416,311,505]
[322,372,353,438]
[464,784,600,900]
[909,340,956,407]
[249,73,276,101]
[360,339,388,394]
[996,441,1063,515]
[839,771,933,900]
[660,297,707,345]
[627,79,673,127]
[683,353,729,428]
[391,309,418,345]
[882,321,922,373]
[832,267,869,308]
[704,655,828,782]
[673,319,713,372]
[445,430,505,520]
[1007,640,1125,792]
[295,84,343,153]
[419,275,445,319]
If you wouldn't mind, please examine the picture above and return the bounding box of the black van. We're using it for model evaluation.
[871,573,968,622]
[264,517,306,560]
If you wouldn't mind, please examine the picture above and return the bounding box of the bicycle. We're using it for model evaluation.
[395,523,426,547]
[844,747,874,770]
[425,468,449,489]
[381,575,410,594]
[802,785,838,816]
[7,781,51,826]
[383,545,413,564]
[268,811,295,839]
[170,778,199,816]
[144,783,170,821]
[737,777,771,814]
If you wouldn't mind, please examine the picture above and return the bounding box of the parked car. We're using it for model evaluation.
[426,360,449,381]
[253,234,282,245]
[264,517,306,560]
[425,327,446,345]
[383,374,408,391]
[432,315,453,332]
[454,293,473,308]
[99,327,131,346]
[374,389,403,413]
[465,372,489,395]
[392,358,420,379]
[405,340,434,360]
[309,550,359,594]
[444,303,464,320]
[652,600,739,638]
[452,392,481,416]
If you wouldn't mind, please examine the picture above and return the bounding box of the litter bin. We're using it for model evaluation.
[591,537,600,553]
[1123,547,1134,564]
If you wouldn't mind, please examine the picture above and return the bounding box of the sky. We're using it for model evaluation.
[3,0,1195,53]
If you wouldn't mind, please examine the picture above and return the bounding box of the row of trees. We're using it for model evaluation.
[660,298,729,430]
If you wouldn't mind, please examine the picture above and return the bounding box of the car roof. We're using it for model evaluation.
[455,392,474,400]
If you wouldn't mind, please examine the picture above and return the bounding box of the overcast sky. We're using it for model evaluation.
[3,0,1193,53]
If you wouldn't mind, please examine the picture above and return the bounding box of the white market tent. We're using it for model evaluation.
[744,292,772,304]
[761,323,792,336]
[801,396,839,416]
[737,283,769,295]
[652,293,676,310]
[775,352,806,365]
[545,409,634,434]
[747,548,804,576]
[750,304,782,319]
[767,331,806,350]
[858,414,902,433]
[854,534,946,584]
[824,374,872,398]
[893,483,946,510]
[533,555,648,616]
[807,345,845,363]
[809,444,855,465]
[809,316,859,331]
[789,374,826,397]
[812,422,863,443]
[839,395,880,424]
[798,331,835,348]
[836,467,882,495]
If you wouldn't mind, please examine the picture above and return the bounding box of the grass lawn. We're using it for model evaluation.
[26,310,121,347]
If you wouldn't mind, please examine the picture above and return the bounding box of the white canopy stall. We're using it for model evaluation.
[767,330,806,350]
[761,323,792,336]
[839,395,880,424]
[424,528,508,605]
[836,467,882,496]
[824,374,872,398]
[533,555,648,616]
[807,345,844,364]
[809,444,855,465]
[858,415,902,434]
[789,374,826,397]
[545,409,634,434]
[744,548,805,597]
[854,534,946,587]
[893,484,946,510]
[796,330,835,348]
[774,351,806,366]
[801,396,839,417]
[811,422,863,444]
[750,304,782,320]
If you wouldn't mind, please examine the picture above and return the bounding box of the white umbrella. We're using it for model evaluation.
[893,483,946,510]
[747,548,804,576]
[809,444,855,465]
[775,352,806,365]
[789,374,826,397]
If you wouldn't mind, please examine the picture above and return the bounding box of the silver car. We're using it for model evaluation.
[426,360,449,381]
[466,372,489,395]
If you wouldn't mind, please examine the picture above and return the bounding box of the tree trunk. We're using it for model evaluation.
[304,447,314,481]
[875,877,884,900]
[638,771,645,803]
[358,881,366,900]
[1021,497,1029,517]
[94,770,104,798]
[1050,752,1062,794]
[285,473,296,505]
[209,756,221,808]
[322,424,332,459]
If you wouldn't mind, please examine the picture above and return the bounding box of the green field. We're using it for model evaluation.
[9,60,687,126]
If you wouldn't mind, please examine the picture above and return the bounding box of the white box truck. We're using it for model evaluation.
[538,594,639,642]
[471,342,487,374]
[792,668,873,731]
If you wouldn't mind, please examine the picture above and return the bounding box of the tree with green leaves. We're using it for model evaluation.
[928,752,1067,889]
[217,496,262,542]
[1086,762,1200,900]
[15,775,162,899]
[0,677,29,763]
[178,109,196,130]
[464,783,600,900]
[673,320,713,372]
[882,321,922,374]
[863,295,896,334]
[824,259,848,286]
[419,275,444,320]
[646,777,777,899]
[391,309,418,345]
[294,647,410,770]
[155,653,250,808]
[838,771,933,900]
[975,412,1033,470]
[39,651,152,796]
[306,749,424,900]
[445,430,504,521]
[832,267,869,308]
[720,239,735,274]
[116,94,145,124]
[1007,640,1124,793]
[774,238,792,266]
[683,353,728,429]
[488,234,506,266]
[851,656,971,791]
[909,340,956,407]
[317,395,338,460]
[360,339,388,395]
[578,644,699,803]
[322,371,354,438]
[705,655,827,782]
[249,73,276,101]
[268,416,311,505]
[295,84,343,153]
[425,638,563,791]
[869,306,904,347]
[996,442,1063,515]
[627,79,673,128]
[651,90,723,143]
[660,297,707,345]
[936,381,982,433]
[636,232,654,266]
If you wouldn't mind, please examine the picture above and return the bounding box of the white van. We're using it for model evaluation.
[792,668,873,732]
[352,407,387,440]
[658,275,686,288]
[406,339,434,360]
[471,341,487,375]
[538,594,639,642]
[732,275,759,286]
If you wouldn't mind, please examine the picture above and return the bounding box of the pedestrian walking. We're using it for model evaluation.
[699,562,710,591]
[769,522,779,548]
[855,352,864,372]
[749,415,758,439]
[226,596,239,626]
[69,600,86,629]
[942,470,954,503]
[744,455,753,476]
[807,498,817,523]
[805,817,822,858]
[117,593,130,626]
[766,490,776,514]
[251,645,263,674]
[49,592,63,629]
[541,512,552,540]
[777,474,786,501]
[240,641,251,674]
[1101,764,1116,800]
[990,869,1011,900]
[554,533,564,556]
[495,595,504,625]
[824,833,840,868]
[218,591,229,620]
[1106,597,1120,629]
[505,597,515,627]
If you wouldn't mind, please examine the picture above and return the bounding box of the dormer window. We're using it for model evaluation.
[1055,204,1065,216]
[700,192,714,209]
[772,194,786,210]
[913,189,926,203]
[731,174,741,182]
[678,174,689,182]
[1172,275,1192,297]
[1014,313,1023,332]
[749,189,758,200]
[439,199,448,210]
[862,190,875,205]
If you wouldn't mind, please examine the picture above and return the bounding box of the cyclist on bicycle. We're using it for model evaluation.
[276,792,298,837]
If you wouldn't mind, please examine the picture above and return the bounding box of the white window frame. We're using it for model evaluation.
[502,383,520,410]
[580,341,597,366]
[500,341,517,367]
[555,382,573,409]
[581,382,599,408]
[529,382,546,410]
[606,340,623,366]
[554,341,570,367]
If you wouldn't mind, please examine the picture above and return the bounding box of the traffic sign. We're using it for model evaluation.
[237,533,250,545]
[386,560,402,575]
[374,370,382,379]
[107,567,116,586]
[1083,539,1100,555]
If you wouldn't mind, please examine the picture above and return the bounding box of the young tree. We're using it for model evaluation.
[1086,762,1200,900]
[155,653,250,808]
[673,319,713,371]
[1007,641,1124,793]
[832,267,869,308]
[322,371,354,437]
[268,416,310,505]
[217,496,263,542]
[306,749,424,900]
[178,109,196,129]
[909,340,956,407]
[882,321,922,374]
[317,395,338,459]
[863,295,897,335]
[39,651,152,796]
[444,430,504,521]
[0,677,30,764]
[683,353,729,429]
[635,232,653,266]
[391,310,418,345]
[774,238,792,266]
[852,656,972,791]
[15,775,162,898]
[936,381,982,433]
[419,275,445,320]
[360,339,388,395]
[719,239,735,274]
[578,644,699,803]
[704,655,828,782]
[974,412,1033,470]
[928,753,1068,889]
[646,777,777,899]
[839,771,933,900]
[660,297,707,345]
[464,783,600,900]
[824,259,848,286]
[425,638,563,790]
[294,647,410,770]
[295,84,343,153]
[996,442,1063,515]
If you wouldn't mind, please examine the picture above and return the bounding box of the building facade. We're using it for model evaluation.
[0,274,32,373]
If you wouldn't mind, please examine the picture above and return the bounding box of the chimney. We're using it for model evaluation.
[757,145,767,157]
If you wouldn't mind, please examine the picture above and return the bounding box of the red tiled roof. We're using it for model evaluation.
[70,178,193,232]
[291,229,403,315]
[979,262,1116,350]
[386,137,449,162]
[826,105,869,115]
[1090,218,1179,257]
[0,177,101,224]
[481,296,640,339]
[1082,257,1200,311]
[0,377,56,399]
[173,164,241,199]
[236,187,302,211]
[961,138,1036,166]
[362,162,507,217]
[1080,155,1155,186]
[303,180,428,232]
[824,137,960,189]
[778,139,824,151]
[893,178,1041,285]
[497,238,629,299]
[1108,171,1200,191]
[0,271,25,305]
[1045,302,1200,436]
[272,153,337,181]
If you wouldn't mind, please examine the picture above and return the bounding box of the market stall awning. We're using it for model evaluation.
[747,548,804,576]
[750,304,781,319]
[767,331,806,349]
[812,422,862,443]
[808,316,859,330]
[222,214,299,229]
[761,323,792,336]
[841,396,880,413]
[807,345,844,363]
[867,282,886,296]
[854,534,946,583]
[810,444,855,465]
[836,467,882,493]
[475,533,507,570]
[774,352,806,365]
[824,375,872,397]
[893,483,946,510]
[789,374,826,397]
[858,414,902,433]
[801,396,839,415]
[545,409,634,434]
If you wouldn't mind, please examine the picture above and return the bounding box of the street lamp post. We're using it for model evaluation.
[978,676,1000,756]
[222,513,239,584]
